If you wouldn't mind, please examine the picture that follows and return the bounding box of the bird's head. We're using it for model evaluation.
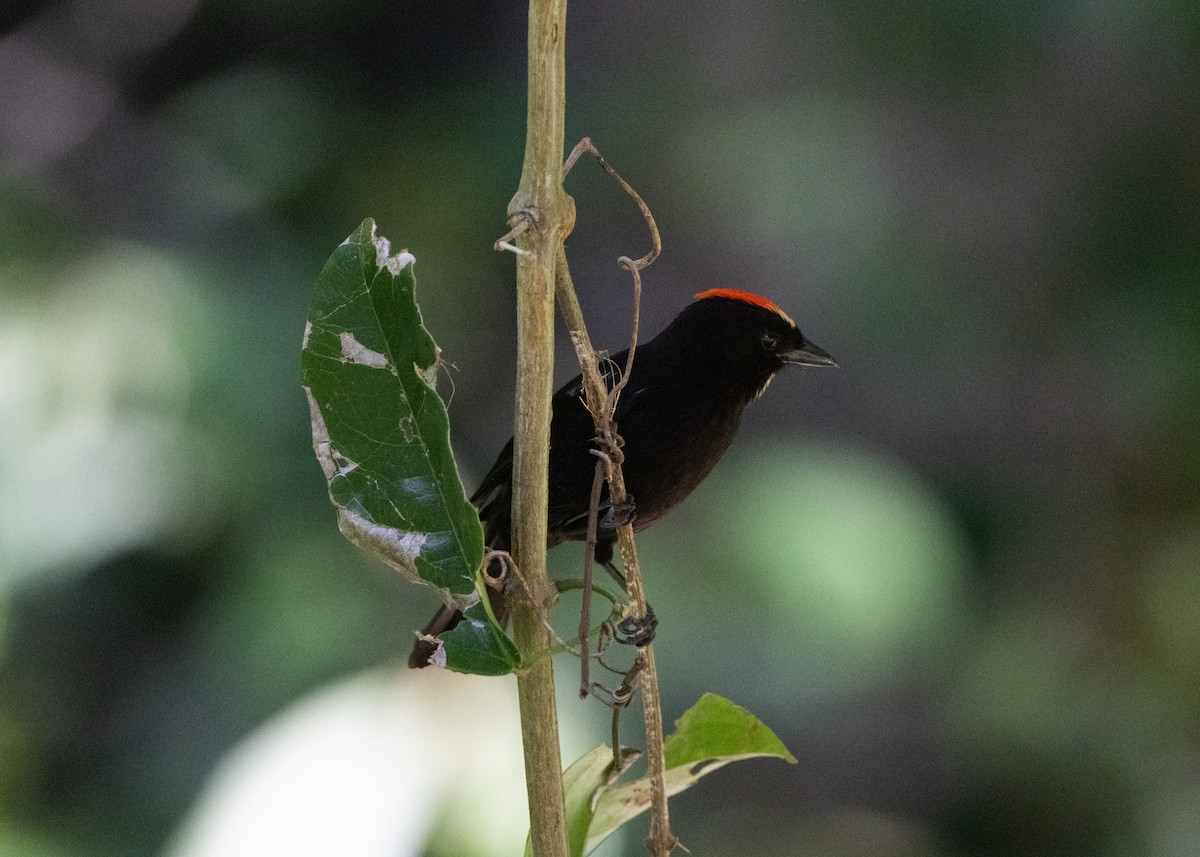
[681,288,835,397]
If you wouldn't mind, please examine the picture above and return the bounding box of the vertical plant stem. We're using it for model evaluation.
[507,2,573,857]
[554,248,676,856]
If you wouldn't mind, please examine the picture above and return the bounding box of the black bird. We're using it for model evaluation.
[409,288,835,667]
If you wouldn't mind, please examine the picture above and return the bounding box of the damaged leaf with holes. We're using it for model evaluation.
[301,218,518,675]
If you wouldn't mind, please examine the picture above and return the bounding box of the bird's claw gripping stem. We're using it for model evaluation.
[614,602,657,647]
[601,495,636,530]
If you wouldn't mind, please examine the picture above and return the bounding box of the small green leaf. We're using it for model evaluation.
[302,219,514,673]
[663,691,798,769]
[437,602,520,675]
[524,745,643,857]
[583,694,796,855]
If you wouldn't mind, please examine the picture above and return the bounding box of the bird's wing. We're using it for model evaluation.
[470,349,643,547]
[470,436,514,550]
[544,350,658,540]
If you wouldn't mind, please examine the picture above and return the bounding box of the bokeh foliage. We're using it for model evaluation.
[2,1,1199,856]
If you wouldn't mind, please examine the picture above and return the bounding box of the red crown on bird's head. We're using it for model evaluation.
[694,288,795,327]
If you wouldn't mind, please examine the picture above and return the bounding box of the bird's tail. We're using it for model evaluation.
[407,603,458,668]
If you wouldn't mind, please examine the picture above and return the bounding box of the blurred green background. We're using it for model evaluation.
[2,1,1199,856]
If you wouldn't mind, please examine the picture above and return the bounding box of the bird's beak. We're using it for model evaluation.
[782,340,837,367]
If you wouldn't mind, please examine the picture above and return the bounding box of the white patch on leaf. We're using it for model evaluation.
[339,331,393,372]
[385,251,416,275]
[332,449,358,477]
[305,381,479,617]
[369,224,415,276]
[336,507,428,582]
[306,386,337,482]
[416,356,440,389]
[429,639,447,669]
[307,387,428,586]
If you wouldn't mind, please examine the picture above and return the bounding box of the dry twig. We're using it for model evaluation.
[556,138,676,857]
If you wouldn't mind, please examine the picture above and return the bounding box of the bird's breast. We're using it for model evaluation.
[618,394,746,528]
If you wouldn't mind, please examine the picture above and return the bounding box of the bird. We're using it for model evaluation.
[408,288,835,667]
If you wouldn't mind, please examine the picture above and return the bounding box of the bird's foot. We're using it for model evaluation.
[601,495,636,530]
[614,602,657,647]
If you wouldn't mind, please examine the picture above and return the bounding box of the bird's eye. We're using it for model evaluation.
[760,332,779,351]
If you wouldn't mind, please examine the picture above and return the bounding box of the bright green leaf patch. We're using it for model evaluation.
[302,219,514,673]
[536,693,796,856]
[663,691,798,769]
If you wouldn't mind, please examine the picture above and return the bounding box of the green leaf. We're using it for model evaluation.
[663,691,798,769]
[302,219,513,672]
[582,694,796,855]
[525,745,642,857]
[437,602,521,675]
